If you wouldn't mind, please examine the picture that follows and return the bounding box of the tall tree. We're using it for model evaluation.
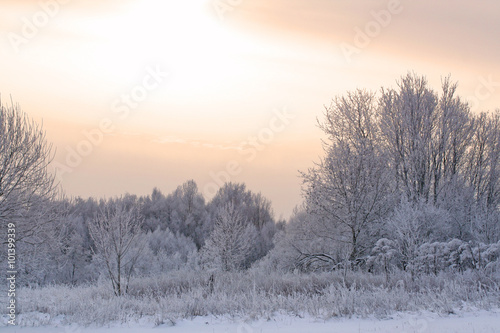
[379,74,439,203]
[169,180,209,248]
[208,182,277,262]
[466,111,500,242]
[302,89,391,261]
[88,201,144,296]
[0,99,57,241]
[432,78,474,198]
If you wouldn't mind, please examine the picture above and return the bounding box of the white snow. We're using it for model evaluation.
[2,310,500,333]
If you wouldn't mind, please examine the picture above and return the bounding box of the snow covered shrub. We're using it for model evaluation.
[441,238,465,272]
[386,199,450,273]
[365,236,500,278]
[483,241,500,274]
[367,238,398,281]
[415,242,446,275]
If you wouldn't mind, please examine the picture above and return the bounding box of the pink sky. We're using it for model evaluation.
[1,0,499,218]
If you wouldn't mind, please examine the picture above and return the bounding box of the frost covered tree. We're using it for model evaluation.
[298,73,500,273]
[134,227,197,275]
[208,182,276,263]
[88,201,144,296]
[432,79,475,198]
[202,203,257,271]
[169,180,209,248]
[0,99,57,241]
[379,75,479,205]
[56,206,96,285]
[378,75,500,244]
[466,111,500,242]
[302,89,391,262]
[140,187,172,232]
[379,74,439,203]
[139,182,210,248]
[278,207,347,272]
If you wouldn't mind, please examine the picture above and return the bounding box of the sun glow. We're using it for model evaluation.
[80,0,256,94]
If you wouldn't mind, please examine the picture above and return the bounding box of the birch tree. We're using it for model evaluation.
[88,201,144,296]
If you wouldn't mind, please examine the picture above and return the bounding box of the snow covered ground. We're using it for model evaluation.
[3,310,500,333]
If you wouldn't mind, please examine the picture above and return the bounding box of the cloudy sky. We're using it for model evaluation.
[1,0,499,218]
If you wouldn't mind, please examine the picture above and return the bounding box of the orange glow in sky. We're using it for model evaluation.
[1,0,499,218]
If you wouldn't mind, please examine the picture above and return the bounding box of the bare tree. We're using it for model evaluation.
[0,98,57,242]
[302,89,391,261]
[208,182,277,263]
[432,78,475,198]
[466,110,500,242]
[88,201,144,296]
[379,74,439,203]
[202,203,257,272]
[169,180,208,248]
[379,74,475,205]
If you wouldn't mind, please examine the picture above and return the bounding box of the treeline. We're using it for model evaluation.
[264,73,500,277]
[16,181,281,290]
[0,99,281,294]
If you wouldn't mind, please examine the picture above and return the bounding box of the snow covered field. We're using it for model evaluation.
[3,310,500,333]
[3,269,500,332]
